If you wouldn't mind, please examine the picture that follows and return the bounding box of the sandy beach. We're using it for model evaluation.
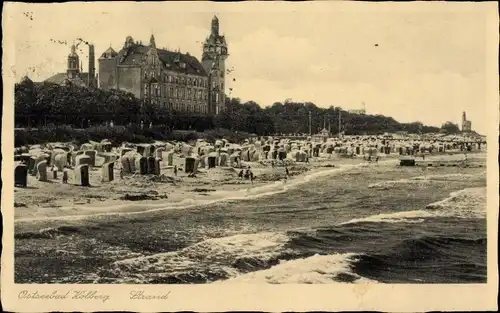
[14,152,349,221]
[14,148,479,222]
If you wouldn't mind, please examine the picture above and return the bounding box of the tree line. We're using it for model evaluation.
[15,77,445,136]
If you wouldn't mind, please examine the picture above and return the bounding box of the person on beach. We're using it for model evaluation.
[238,169,244,178]
[285,166,290,178]
[249,169,254,184]
[120,168,124,179]
[174,165,178,176]
[62,166,68,184]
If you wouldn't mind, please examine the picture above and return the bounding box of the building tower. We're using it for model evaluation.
[461,111,472,132]
[67,44,80,79]
[88,44,96,87]
[202,15,228,114]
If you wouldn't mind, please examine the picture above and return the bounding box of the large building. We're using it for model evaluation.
[462,111,472,132]
[98,15,228,115]
[44,44,98,88]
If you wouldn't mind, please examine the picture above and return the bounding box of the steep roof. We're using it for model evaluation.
[100,47,118,58]
[44,72,90,86]
[116,43,207,76]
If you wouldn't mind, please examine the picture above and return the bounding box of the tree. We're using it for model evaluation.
[441,121,461,134]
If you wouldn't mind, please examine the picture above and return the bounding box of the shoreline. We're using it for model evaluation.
[13,157,368,223]
[14,150,480,223]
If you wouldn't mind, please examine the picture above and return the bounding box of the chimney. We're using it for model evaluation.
[89,44,95,87]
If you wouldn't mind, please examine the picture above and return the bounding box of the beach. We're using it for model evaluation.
[14,150,487,284]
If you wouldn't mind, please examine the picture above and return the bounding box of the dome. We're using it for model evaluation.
[68,44,78,58]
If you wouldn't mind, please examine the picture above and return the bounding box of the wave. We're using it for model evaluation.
[352,235,487,283]
[104,232,292,284]
[339,187,486,226]
[425,187,486,219]
[16,162,374,224]
[368,172,485,189]
[15,225,98,239]
[216,253,377,284]
[338,210,433,226]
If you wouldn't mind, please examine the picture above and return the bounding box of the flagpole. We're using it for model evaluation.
[338,110,341,137]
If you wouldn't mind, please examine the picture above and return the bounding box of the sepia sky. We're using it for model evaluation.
[4,2,496,134]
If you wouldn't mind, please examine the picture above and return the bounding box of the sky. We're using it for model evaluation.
[4,2,497,134]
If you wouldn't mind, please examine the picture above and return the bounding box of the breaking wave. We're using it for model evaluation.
[216,253,376,284]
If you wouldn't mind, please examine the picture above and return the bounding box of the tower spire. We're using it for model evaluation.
[150,34,156,48]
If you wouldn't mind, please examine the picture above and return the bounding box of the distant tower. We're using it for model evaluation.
[67,44,79,78]
[461,111,472,132]
[202,15,228,115]
[88,44,96,87]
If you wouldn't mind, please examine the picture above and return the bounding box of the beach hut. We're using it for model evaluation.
[182,144,194,157]
[185,156,199,173]
[155,147,166,159]
[219,152,229,167]
[14,164,28,187]
[278,148,287,160]
[100,152,118,164]
[136,145,146,156]
[230,152,241,168]
[400,156,416,167]
[101,162,114,182]
[54,153,68,171]
[50,148,66,164]
[83,150,97,167]
[27,156,37,176]
[75,154,92,167]
[147,156,156,174]
[100,140,113,153]
[120,147,133,157]
[240,149,250,162]
[135,156,148,175]
[19,153,31,165]
[80,143,93,151]
[146,144,155,157]
[154,158,161,175]
[163,151,174,166]
[206,152,218,169]
[199,156,206,168]
[120,154,132,174]
[74,164,90,186]
[36,160,48,182]
[215,140,224,149]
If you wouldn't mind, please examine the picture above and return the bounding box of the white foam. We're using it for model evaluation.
[341,187,486,225]
[215,253,376,284]
[109,232,291,283]
[368,171,486,189]
[339,210,432,225]
[426,187,486,219]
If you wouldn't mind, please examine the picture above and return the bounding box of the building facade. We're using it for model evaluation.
[462,111,472,132]
[98,16,228,115]
[45,44,98,88]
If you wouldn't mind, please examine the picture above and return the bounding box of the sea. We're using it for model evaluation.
[14,155,487,284]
